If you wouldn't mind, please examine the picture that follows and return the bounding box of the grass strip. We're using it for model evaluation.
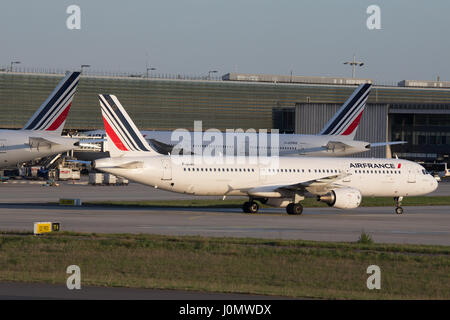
[0,232,448,299]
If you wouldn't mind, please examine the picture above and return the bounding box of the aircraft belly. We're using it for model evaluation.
[171,177,255,196]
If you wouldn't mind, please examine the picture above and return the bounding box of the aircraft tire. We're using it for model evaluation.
[242,202,250,213]
[248,201,259,214]
[286,203,294,215]
[293,203,303,215]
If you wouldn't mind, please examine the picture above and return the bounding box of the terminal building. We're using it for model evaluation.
[0,70,449,163]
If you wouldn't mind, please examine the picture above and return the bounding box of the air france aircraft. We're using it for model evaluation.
[0,71,81,168]
[140,83,404,156]
[84,83,404,157]
[93,94,437,215]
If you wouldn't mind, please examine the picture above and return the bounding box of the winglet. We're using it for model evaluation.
[319,83,372,139]
[23,71,80,134]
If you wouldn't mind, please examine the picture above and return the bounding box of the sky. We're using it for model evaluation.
[1,0,449,82]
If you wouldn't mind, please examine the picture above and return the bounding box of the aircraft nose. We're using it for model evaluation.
[430,177,438,193]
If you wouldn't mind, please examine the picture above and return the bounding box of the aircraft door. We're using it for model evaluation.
[161,159,172,180]
[407,167,416,183]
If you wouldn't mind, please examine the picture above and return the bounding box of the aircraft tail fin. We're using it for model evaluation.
[319,83,372,139]
[23,71,80,134]
[98,94,158,157]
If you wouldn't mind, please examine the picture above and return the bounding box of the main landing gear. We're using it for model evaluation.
[242,195,304,215]
[394,196,404,214]
[243,200,259,214]
[286,193,304,215]
[286,203,303,215]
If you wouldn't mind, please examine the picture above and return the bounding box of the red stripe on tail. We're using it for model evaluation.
[45,103,72,131]
[341,111,364,136]
[103,116,129,151]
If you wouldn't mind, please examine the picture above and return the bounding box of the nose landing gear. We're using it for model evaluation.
[394,196,404,214]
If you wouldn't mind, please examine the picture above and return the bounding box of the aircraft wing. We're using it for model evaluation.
[248,172,351,197]
[29,137,60,148]
[369,141,407,148]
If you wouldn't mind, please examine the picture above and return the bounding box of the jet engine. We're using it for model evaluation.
[318,187,362,209]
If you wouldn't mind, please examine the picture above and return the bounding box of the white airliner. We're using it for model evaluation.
[84,83,404,157]
[93,94,437,215]
[0,71,81,168]
[141,83,404,156]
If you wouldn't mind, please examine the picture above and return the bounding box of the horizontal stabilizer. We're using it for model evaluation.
[112,161,144,169]
[148,139,173,155]
[66,159,92,165]
[324,141,352,152]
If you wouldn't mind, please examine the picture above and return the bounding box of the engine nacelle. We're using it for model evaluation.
[266,198,291,208]
[318,187,362,209]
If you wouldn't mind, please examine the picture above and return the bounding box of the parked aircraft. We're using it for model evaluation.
[84,83,404,157]
[0,71,81,168]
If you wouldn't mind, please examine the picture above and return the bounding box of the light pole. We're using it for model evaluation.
[343,54,364,78]
[146,67,156,78]
[10,61,20,72]
[208,70,218,80]
[80,64,91,74]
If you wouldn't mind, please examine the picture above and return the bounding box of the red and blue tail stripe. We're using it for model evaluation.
[319,83,372,137]
[99,94,153,153]
[23,71,80,133]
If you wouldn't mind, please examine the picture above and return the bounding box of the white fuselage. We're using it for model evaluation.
[95,156,438,199]
[141,130,370,157]
[0,130,79,168]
